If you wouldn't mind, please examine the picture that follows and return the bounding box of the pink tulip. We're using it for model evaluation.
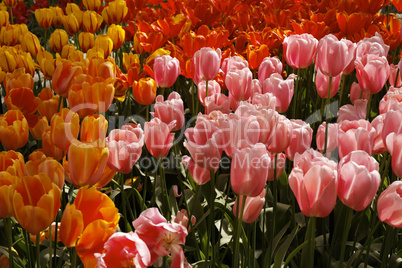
[106,123,144,174]
[343,43,357,75]
[337,150,381,211]
[252,92,277,110]
[198,80,221,106]
[133,208,188,268]
[371,114,386,155]
[337,99,367,123]
[205,93,231,114]
[153,55,181,88]
[251,79,262,95]
[267,114,292,153]
[356,33,389,60]
[377,181,402,228]
[152,92,184,131]
[258,56,283,82]
[285,120,313,161]
[316,122,338,156]
[173,209,196,231]
[315,68,342,99]
[389,63,402,88]
[192,47,221,84]
[289,157,338,217]
[382,109,402,146]
[183,119,222,170]
[267,152,286,181]
[315,34,355,77]
[379,87,402,114]
[233,188,266,223]
[385,133,402,178]
[283,33,318,69]
[349,82,370,104]
[231,143,270,197]
[221,56,249,79]
[182,155,212,185]
[225,67,253,102]
[144,118,176,158]
[293,148,337,171]
[262,73,296,113]
[355,54,390,94]
[338,119,376,159]
[96,232,151,268]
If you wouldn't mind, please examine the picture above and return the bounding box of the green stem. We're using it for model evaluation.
[57,96,63,113]
[338,75,345,108]
[5,218,13,268]
[24,229,33,268]
[36,234,41,268]
[206,169,216,266]
[71,247,77,268]
[339,207,353,268]
[159,158,171,219]
[191,80,195,116]
[10,8,13,24]
[44,29,48,52]
[234,195,247,268]
[146,105,149,122]
[380,225,395,268]
[355,221,381,268]
[292,68,301,119]
[324,76,333,156]
[48,223,52,268]
[205,80,209,99]
[366,94,372,121]
[301,217,317,268]
[252,221,256,268]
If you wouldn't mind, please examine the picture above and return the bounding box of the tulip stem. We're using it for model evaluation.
[48,223,52,268]
[324,76,332,156]
[366,94,372,121]
[24,229,33,268]
[146,105,149,122]
[301,216,316,268]
[159,159,171,220]
[380,225,395,268]
[10,8,13,24]
[234,195,247,268]
[57,96,63,113]
[339,207,353,268]
[36,234,41,268]
[338,75,345,108]
[206,169,216,266]
[292,68,301,119]
[71,248,77,268]
[205,80,209,98]
[5,218,13,268]
[191,80,195,116]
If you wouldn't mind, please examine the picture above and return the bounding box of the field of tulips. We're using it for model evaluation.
[1,0,402,267]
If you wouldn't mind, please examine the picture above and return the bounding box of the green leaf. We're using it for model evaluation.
[274,225,300,268]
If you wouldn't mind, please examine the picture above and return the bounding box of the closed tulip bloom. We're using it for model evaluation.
[355,54,390,94]
[62,14,80,36]
[79,32,95,53]
[285,120,313,161]
[382,109,402,145]
[338,150,380,211]
[132,77,157,105]
[231,143,269,197]
[315,68,342,99]
[378,181,402,227]
[65,3,83,28]
[233,188,266,223]
[258,56,283,82]
[389,63,402,88]
[83,11,103,33]
[198,80,221,106]
[152,92,184,131]
[0,109,29,151]
[144,118,176,158]
[385,133,402,178]
[82,79,115,114]
[42,128,63,161]
[182,156,212,185]
[267,114,293,153]
[289,159,337,217]
[49,29,69,53]
[52,60,84,98]
[102,0,128,25]
[262,73,296,113]
[337,100,367,123]
[3,0,17,8]
[80,114,108,143]
[94,34,113,58]
[68,139,109,188]
[0,25,18,46]
[106,123,144,174]
[0,172,17,218]
[83,0,102,12]
[107,24,125,50]
[154,55,180,88]
[38,87,61,121]
[29,115,49,140]
[59,186,119,262]
[371,114,386,155]
[283,33,318,69]
[5,87,40,116]
[226,67,253,103]
[192,47,221,84]
[35,8,54,30]
[0,150,26,176]
[338,119,376,159]
[0,10,9,28]
[315,34,355,77]
[50,6,64,27]
[50,108,80,152]
[0,46,18,73]
[12,173,61,235]
[316,122,338,155]
[37,158,65,190]
[350,82,370,104]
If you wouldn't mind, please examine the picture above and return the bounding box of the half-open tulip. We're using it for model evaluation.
[377,181,402,227]
[152,92,184,131]
[283,33,318,69]
[262,73,296,113]
[50,108,80,152]
[144,118,176,159]
[35,8,54,30]
[52,60,84,98]
[355,54,390,94]
[80,114,108,143]
[0,109,29,151]
[132,77,157,105]
[258,56,283,82]
[102,0,128,25]
[0,150,26,176]
[338,119,375,159]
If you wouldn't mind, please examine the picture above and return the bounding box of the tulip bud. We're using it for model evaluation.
[107,24,125,50]
[78,32,95,53]
[82,10,103,33]
[35,8,54,30]
[49,29,69,53]
[132,77,157,105]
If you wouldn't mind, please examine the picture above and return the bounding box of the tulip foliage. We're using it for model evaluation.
[1,0,402,267]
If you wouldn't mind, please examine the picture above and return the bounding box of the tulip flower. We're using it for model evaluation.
[267,152,286,181]
[205,93,231,114]
[106,123,144,174]
[59,186,120,263]
[356,33,389,59]
[258,56,283,82]
[316,122,338,155]
[152,92,185,131]
[0,46,18,73]
[83,0,102,12]
[231,143,270,197]
[79,32,95,53]
[337,150,380,211]
[96,232,151,268]
[198,80,221,106]
[50,108,80,152]
[144,118,176,159]
[153,55,181,88]
[3,0,17,8]
[62,14,80,36]
[355,54,390,94]
[226,67,253,105]
[42,128,63,161]
[285,120,313,161]
[378,181,402,228]
[94,34,113,58]
[50,6,64,27]
[49,29,69,53]
[182,156,212,185]
[80,114,108,143]
[5,87,40,116]
[262,73,296,113]
[0,150,26,176]
[389,63,402,88]
[82,79,115,114]
[35,8,54,30]
[132,77,157,105]
[0,109,29,151]
[283,33,318,69]
[0,10,9,28]
[315,68,342,99]
[107,24,125,51]
[12,173,61,235]
[267,114,293,154]
[38,87,61,121]
[102,0,128,25]
[379,87,402,114]
[337,100,367,123]
[192,47,221,84]
[221,56,249,80]
[52,60,84,98]
[4,68,33,94]
[233,188,266,223]
[247,44,269,70]
[349,82,370,104]
[21,32,44,58]
[29,115,48,140]
[382,109,402,145]
[385,133,402,178]
[82,11,103,33]
[0,171,17,218]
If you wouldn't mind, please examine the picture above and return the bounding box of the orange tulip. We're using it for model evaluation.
[133,30,167,55]
[78,32,95,53]
[50,108,80,152]
[0,110,29,151]
[0,150,26,177]
[36,51,59,79]
[5,87,40,116]
[0,10,9,28]
[80,114,108,143]
[94,34,113,58]
[0,171,17,219]
[16,51,36,77]
[59,186,119,263]
[86,46,105,59]
[49,29,69,54]
[42,128,63,161]
[83,0,102,12]
[87,57,116,80]
[247,44,270,70]
[107,24,125,50]
[132,77,157,105]
[154,14,189,39]
[29,115,49,140]
[83,79,115,114]
[66,139,109,188]
[102,0,128,25]
[52,60,84,98]
[50,6,64,27]
[38,159,65,190]
[12,173,61,235]
[26,150,47,176]
[35,8,54,30]
[62,14,80,36]
[82,11,103,33]
[4,68,33,94]
[336,11,372,36]
[38,87,61,122]
[0,255,9,267]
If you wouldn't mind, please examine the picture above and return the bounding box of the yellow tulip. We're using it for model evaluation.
[49,29,69,53]
[107,24,125,50]
[82,10,103,33]
[78,32,95,53]
[35,8,54,30]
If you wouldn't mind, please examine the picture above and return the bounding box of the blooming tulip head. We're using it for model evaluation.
[355,54,390,94]
[144,118,176,159]
[35,8,54,30]
[0,109,29,151]
[192,47,221,84]
[283,33,318,69]
[132,77,157,105]
[378,181,402,228]
[154,55,181,88]
[152,92,185,131]
[50,108,80,152]
[262,73,296,113]
[49,29,69,53]
[107,24,125,51]
[315,68,342,99]
[258,56,283,82]
[233,188,266,223]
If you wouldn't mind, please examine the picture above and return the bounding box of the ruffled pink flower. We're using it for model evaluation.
[379,86,402,114]
[205,93,231,115]
[152,92,185,131]
[356,33,389,60]
[258,56,283,82]
[337,99,367,123]
[221,56,249,80]
[262,73,296,113]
